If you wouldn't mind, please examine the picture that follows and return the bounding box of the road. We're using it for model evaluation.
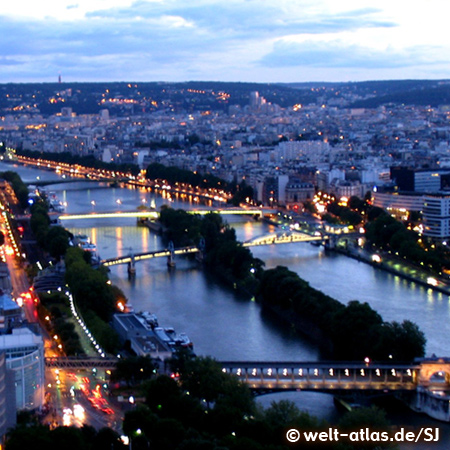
[0,188,125,433]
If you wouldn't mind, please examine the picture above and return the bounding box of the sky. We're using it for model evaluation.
[1,0,449,84]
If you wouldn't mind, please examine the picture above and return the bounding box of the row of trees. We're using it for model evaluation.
[27,194,122,354]
[0,170,30,210]
[365,211,450,273]
[259,266,426,361]
[17,149,140,176]
[37,292,84,356]
[5,421,125,450]
[64,247,121,354]
[323,193,450,274]
[145,163,254,205]
[159,206,426,361]
[6,352,394,449]
[158,208,264,293]
[119,353,394,450]
[29,201,72,260]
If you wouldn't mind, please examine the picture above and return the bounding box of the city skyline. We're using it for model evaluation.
[1,0,449,84]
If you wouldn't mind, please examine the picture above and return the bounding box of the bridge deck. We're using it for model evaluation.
[220,361,421,392]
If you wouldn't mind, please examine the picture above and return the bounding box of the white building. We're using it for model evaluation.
[423,195,450,240]
[0,327,45,411]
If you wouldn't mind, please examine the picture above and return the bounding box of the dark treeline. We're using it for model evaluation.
[6,353,395,450]
[30,201,72,260]
[158,207,426,362]
[323,193,450,275]
[159,208,264,293]
[146,163,254,205]
[365,207,450,273]
[0,170,29,209]
[37,292,84,356]
[64,247,121,354]
[259,266,426,361]
[28,196,122,354]
[16,149,140,176]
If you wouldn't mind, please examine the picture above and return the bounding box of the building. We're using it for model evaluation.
[285,179,315,210]
[0,327,45,411]
[390,167,450,193]
[0,352,16,441]
[423,194,450,240]
[373,191,424,221]
[0,291,22,333]
[113,314,173,361]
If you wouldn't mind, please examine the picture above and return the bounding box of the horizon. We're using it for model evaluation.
[1,78,449,86]
[1,1,449,84]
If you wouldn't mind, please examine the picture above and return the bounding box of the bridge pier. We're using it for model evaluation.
[127,256,136,277]
[167,241,176,268]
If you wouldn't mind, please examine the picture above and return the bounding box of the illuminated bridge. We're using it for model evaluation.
[101,231,329,267]
[220,358,450,392]
[57,207,269,222]
[101,246,199,267]
[44,357,450,393]
[243,231,328,247]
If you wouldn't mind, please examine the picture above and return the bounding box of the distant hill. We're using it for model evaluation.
[347,81,450,108]
[1,79,450,116]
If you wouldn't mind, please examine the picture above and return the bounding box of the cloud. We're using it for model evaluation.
[0,0,446,82]
[259,39,446,70]
[88,1,396,39]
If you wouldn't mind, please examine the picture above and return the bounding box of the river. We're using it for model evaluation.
[4,161,450,447]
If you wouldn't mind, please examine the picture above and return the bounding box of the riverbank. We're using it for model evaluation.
[334,245,450,296]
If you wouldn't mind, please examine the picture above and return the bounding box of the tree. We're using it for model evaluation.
[330,300,383,360]
[338,406,394,449]
[375,320,426,361]
[111,356,156,386]
[47,226,71,259]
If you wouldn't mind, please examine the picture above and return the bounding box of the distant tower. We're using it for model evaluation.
[58,74,62,84]
[249,91,259,108]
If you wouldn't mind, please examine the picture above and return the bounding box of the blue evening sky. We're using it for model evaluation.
[1,0,448,83]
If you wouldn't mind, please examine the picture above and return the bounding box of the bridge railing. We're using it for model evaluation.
[220,362,421,391]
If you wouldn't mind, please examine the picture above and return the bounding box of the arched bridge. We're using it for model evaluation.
[243,231,328,247]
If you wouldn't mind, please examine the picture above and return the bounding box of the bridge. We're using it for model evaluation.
[220,358,450,393]
[101,231,329,267]
[101,245,199,267]
[243,231,328,247]
[57,207,270,222]
[44,356,450,393]
[45,356,119,370]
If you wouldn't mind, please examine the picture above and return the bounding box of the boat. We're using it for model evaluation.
[80,242,97,252]
[74,234,97,252]
[49,199,65,212]
[138,311,159,328]
[153,327,193,349]
[73,234,90,246]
